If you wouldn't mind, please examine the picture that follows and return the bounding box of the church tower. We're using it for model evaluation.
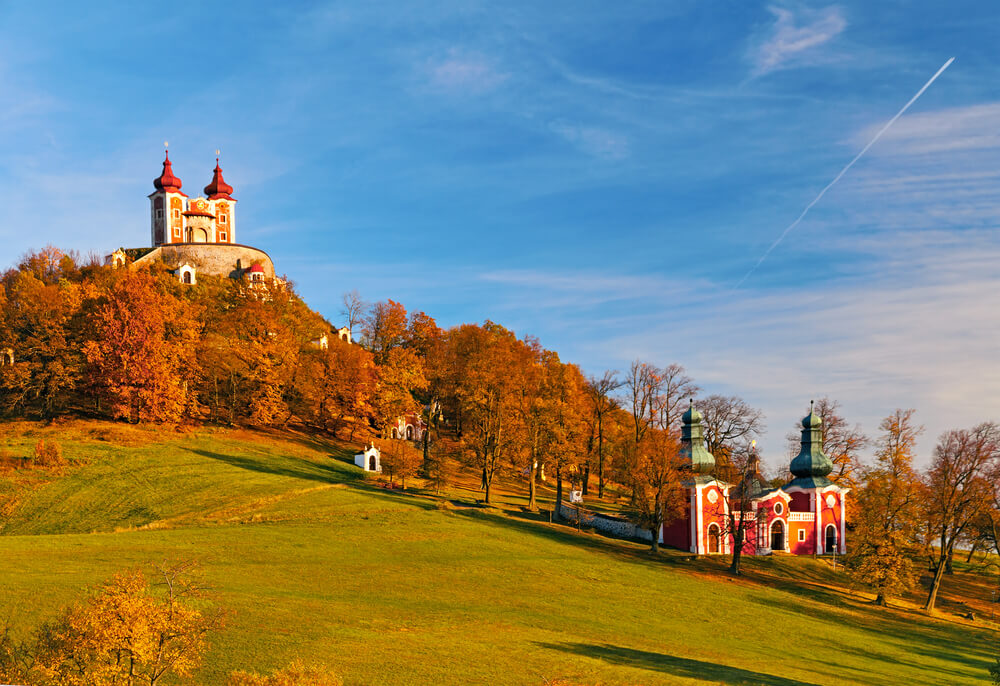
[149,149,187,246]
[203,158,236,244]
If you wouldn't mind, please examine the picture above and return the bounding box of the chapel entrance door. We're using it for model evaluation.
[770,520,785,552]
[825,525,837,554]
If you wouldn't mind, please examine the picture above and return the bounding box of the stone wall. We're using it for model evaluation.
[557,502,654,542]
[133,243,275,279]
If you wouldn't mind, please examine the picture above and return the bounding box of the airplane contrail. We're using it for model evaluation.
[734,57,955,289]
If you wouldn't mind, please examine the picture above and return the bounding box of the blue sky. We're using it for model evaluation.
[2,1,999,468]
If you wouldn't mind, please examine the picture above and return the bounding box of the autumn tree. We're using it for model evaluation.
[340,289,367,338]
[83,270,201,423]
[923,422,1000,611]
[0,262,83,417]
[708,443,770,575]
[585,371,622,499]
[846,409,924,606]
[4,562,223,686]
[627,428,686,552]
[449,322,531,505]
[381,437,423,489]
[697,394,765,469]
[786,397,866,489]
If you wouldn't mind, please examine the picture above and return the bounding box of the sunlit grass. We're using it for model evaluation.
[0,420,995,685]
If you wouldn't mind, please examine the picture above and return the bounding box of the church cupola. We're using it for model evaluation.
[681,399,715,476]
[153,150,183,193]
[788,400,834,486]
[204,159,235,200]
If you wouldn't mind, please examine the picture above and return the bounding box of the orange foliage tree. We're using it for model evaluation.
[83,270,200,423]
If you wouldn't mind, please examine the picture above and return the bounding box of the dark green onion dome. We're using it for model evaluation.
[788,401,834,487]
[681,399,715,475]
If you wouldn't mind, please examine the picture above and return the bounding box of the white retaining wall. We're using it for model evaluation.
[558,502,654,542]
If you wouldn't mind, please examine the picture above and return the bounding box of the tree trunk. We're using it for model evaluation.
[966,541,979,564]
[582,463,590,495]
[874,592,887,607]
[555,465,563,520]
[924,553,948,611]
[528,460,538,511]
[945,546,954,575]
[597,414,605,499]
[729,516,745,574]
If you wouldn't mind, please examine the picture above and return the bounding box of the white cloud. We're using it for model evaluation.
[749,5,847,76]
[548,121,629,160]
[424,50,508,94]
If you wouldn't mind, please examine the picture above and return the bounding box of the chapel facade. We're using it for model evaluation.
[661,402,848,556]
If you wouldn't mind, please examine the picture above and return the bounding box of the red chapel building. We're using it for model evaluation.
[661,402,848,556]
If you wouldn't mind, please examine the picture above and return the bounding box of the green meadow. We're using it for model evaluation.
[0,421,994,685]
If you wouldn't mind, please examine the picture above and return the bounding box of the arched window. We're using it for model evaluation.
[770,519,785,552]
[406,425,414,440]
[825,524,837,554]
[369,455,377,471]
[391,428,398,439]
[707,523,721,554]
[183,271,192,284]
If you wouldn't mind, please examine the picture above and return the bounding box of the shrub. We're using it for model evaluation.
[228,660,342,686]
[33,439,64,468]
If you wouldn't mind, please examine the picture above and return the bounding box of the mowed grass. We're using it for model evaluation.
[0,421,995,685]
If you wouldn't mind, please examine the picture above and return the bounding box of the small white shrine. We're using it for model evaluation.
[354,444,381,473]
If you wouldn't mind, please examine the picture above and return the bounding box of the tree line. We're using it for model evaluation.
[2,247,997,614]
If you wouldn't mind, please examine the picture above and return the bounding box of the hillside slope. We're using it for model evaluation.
[0,421,994,685]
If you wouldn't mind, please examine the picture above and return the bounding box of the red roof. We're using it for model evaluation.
[153,150,183,193]
[204,159,235,200]
[248,262,265,273]
[182,209,215,218]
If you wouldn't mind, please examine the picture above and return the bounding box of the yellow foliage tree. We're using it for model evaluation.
[8,563,221,686]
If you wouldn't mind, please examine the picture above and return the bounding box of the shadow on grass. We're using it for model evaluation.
[449,507,696,572]
[536,642,818,685]
[189,448,438,512]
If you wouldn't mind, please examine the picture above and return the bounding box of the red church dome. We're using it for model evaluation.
[204,159,235,200]
[153,150,183,193]
[248,262,265,273]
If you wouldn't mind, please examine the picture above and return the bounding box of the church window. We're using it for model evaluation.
[220,232,228,242]
[797,529,805,542]
[173,208,181,219]
[219,214,228,224]
[174,227,181,238]
[155,209,163,220]
[773,502,784,515]
[825,525,837,554]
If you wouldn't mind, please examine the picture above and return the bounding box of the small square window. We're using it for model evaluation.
[798,529,805,542]
[173,227,181,238]
[155,209,163,220]
[220,232,228,242]
[173,209,181,219]
[219,214,228,224]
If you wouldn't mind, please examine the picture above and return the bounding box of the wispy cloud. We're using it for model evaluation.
[749,5,847,76]
[423,50,509,94]
[548,121,629,160]
[854,103,1000,156]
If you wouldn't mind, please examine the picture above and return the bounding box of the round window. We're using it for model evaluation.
[707,489,719,504]
[774,502,784,515]
[826,494,837,508]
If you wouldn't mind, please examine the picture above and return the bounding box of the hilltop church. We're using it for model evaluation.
[106,149,276,284]
[661,402,848,556]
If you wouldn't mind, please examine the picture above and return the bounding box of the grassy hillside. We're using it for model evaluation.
[0,420,995,685]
